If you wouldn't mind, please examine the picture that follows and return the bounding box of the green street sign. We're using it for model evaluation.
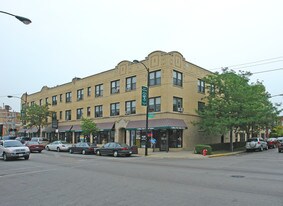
[148,113,155,118]
[141,86,148,106]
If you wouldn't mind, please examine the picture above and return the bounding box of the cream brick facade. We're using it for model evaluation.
[22,51,222,150]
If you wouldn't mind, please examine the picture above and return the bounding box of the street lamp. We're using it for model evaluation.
[7,95,27,126]
[0,11,32,25]
[133,60,149,156]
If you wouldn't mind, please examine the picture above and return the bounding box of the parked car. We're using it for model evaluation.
[31,137,49,146]
[45,141,73,152]
[266,137,277,149]
[95,142,132,157]
[16,136,31,144]
[0,140,30,161]
[245,137,268,152]
[69,142,97,155]
[25,141,45,153]
[277,137,283,153]
[0,136,16,140]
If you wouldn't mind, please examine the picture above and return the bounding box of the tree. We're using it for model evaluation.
[22,104,51,136]
[195,68,280,151]
[81,117,98,140]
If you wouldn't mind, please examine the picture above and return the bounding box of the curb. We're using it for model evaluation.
[208,151,245,158]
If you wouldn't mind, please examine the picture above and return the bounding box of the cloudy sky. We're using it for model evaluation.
[1,0,282,113]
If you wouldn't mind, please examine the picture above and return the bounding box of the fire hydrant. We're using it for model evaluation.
[202,149,207,156]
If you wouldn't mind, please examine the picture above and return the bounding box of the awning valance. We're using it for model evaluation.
[126,118,187,130]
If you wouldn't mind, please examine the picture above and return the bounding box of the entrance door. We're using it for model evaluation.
[159,130,168,152]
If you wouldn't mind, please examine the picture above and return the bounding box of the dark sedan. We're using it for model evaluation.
[69,142,97,155]
[95,142,132,157]
[25,141,45,153]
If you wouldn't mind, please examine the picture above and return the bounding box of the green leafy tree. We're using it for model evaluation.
[81,117,98,138]
[22,104,51,136]
[195,69,280,151]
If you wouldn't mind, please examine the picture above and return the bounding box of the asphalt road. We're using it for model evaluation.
[0,148,282,206]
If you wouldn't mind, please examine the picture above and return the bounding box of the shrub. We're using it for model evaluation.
[194,144,212,155]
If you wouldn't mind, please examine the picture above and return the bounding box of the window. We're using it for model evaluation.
[77,89,84,101]
[60,94,63,102]
[52,112,57,121]
[65,110,71,121]
[125,100,136,115]
[87,107,91,117]
[95,105,103,117]
[76,108,83,119]
[111,80,120,94]
[126,76,136,91]
[110,103,120,116]
[39,99,42,106]
[95,84,103,97]
[173,70,183,87]
[198,79,205,93]
[87,87,91,96]
[52,95,57,106]
[173,97,183,112]
[66,92,72,103]
[59,111,62,120]
[198,101,205,112]
[149,97,161,112]
[45,97,48,105]
[149,70,161,86]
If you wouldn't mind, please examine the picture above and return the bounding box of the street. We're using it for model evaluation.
[0,149,282,206]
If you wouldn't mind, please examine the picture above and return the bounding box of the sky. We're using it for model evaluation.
[1,0,283,113]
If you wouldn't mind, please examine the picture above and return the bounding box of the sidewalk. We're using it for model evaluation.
[134,149,245,159]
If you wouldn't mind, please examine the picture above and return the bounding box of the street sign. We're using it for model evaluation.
[141,86,148,106]
[148,113,155,118]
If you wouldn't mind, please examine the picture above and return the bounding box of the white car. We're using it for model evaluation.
[0,140,30,161]
[45,141,73,152]
[245,137,268,152]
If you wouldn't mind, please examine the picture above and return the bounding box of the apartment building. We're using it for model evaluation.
[21,51,220,150]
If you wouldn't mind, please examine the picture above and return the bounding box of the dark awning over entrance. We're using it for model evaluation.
[96,122,115,131]
[42,125,56,133]
[126,118,187,130]
[58,125,81,132]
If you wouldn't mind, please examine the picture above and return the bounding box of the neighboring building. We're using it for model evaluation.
[21,51,224,150]
[0,106,21,136]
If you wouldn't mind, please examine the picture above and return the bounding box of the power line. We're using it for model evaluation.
[252,68,283,74]
[212,56,283,71]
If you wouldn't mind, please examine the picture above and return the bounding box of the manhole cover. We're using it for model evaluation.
[231,175,245,178]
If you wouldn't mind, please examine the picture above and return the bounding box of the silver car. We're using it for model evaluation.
[0,140,30,161]
[45,141,73,152]
[245,137,268,152]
